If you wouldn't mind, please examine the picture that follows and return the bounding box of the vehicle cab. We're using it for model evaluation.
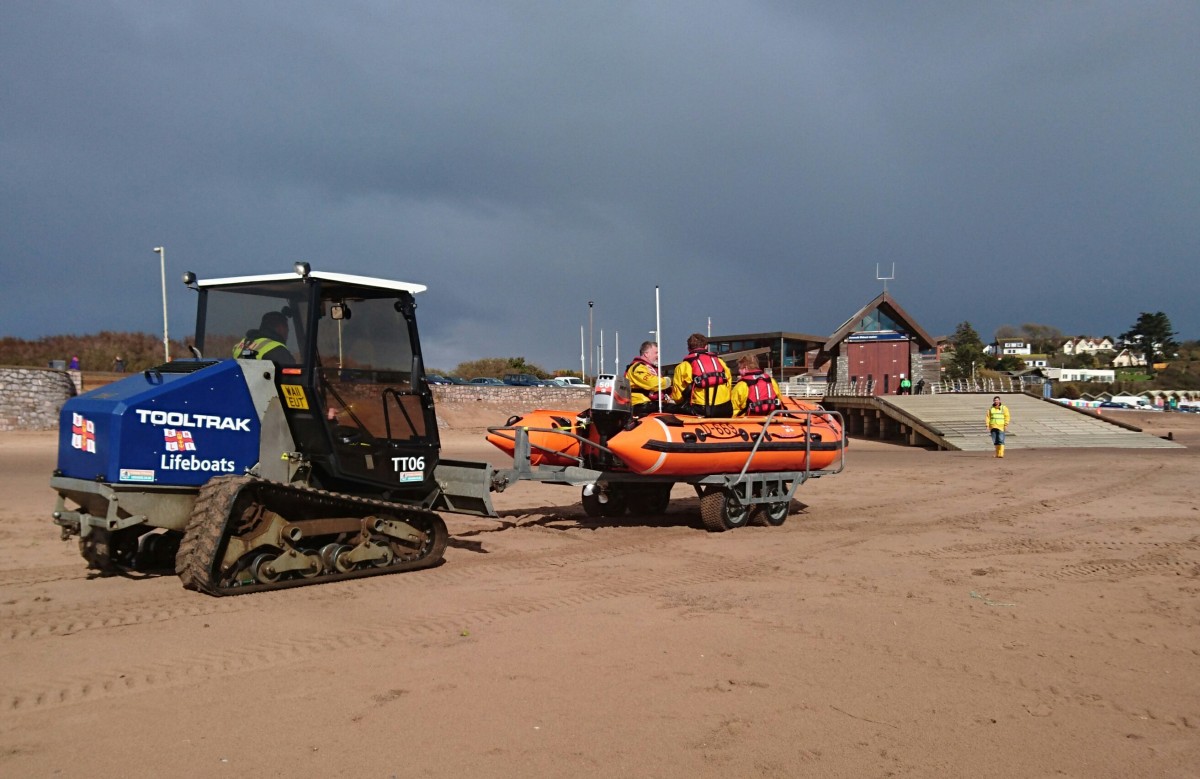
[191,264,440,500]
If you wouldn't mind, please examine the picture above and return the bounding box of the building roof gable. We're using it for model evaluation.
[823,291,936,351]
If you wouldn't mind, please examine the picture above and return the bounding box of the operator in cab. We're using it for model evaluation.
[233,311,296,366]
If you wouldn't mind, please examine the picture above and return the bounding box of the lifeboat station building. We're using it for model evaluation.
[709,291,937,397]
[707,292,1183,453]
[705,331,827,383]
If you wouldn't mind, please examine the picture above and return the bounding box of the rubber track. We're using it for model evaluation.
[175,474,448,596]
[176,475,245,594]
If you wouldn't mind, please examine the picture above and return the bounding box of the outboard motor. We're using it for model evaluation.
[588,374,632,466]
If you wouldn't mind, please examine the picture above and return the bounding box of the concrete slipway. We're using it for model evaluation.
[820,393,1184,451]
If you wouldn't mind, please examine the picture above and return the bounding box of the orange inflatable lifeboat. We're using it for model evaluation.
[602,411,844,476]
[486,409,589,466]
[488,406,844,477]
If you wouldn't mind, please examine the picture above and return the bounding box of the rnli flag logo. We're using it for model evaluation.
[71,413,96,453]
[164,428,197,452]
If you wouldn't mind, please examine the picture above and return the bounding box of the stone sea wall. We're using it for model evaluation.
[0,367,77,431]
[0,369,591,432]
[429,385,591,405]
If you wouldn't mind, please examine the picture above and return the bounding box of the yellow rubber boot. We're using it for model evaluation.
[994,444,1001,458]
[998,444,1005,458]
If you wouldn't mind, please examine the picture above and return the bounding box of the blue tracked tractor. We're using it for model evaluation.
[51,264,493,595]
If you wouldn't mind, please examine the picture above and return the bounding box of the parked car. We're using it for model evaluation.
[1098,401,1136,410]
[503,373,544,387]
[425,374,453,385]
[552,376,589,388]
[469,377,505,386]
[446,376,470,384]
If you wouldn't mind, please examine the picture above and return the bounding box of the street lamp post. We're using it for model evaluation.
[153,247,169,361]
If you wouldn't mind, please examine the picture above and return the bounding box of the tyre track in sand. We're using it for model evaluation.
[1,464,1172,645]
[0,522,900,714]
[0,524,698,640]
[730,612,1200,733]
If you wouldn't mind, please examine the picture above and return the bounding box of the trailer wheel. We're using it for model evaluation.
[627,483,672,516]
[582,486,627,518]
[700,488,749,532]
[750,487,790,527]
[751,500,790,527]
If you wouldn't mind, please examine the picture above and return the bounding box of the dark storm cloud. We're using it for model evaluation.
[2,1,1197,371]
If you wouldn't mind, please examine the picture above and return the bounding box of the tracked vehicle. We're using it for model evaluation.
[51,265,847,595]
[51,264,489,595]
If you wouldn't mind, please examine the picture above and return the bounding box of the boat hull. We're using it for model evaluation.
[489,406,844,477]
[606,413,843,476]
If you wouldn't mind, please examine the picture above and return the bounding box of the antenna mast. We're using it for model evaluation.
[876,263,895,293]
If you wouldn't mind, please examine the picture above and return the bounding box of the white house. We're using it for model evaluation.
[996,340,1032,356]
[1061,336,1115,355]
[1111,348,1147,368]
[1045,367,1116,382]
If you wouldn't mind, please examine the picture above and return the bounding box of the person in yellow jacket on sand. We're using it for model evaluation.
[985,396,1011,457]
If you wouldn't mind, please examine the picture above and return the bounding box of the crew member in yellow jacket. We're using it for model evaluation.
[985,396,1011,457]
[670,333,733,417]
[624,341,671,414]
[731,355,782,417]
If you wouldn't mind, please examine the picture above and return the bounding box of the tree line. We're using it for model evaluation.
[0,332,188,373]
[0,333,584,381]
[432,356,580,380]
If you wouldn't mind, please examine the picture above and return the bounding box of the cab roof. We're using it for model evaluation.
[197,270,426,295]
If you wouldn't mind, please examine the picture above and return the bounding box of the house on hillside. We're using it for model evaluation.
[1044,367,1116,382]
[1061,336,1114,355]
[1110,348,1147,368]
[985,340,1032,356]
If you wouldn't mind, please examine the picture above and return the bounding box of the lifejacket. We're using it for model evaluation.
[626,356,665,401]
[740,370,779,415]
[685,350,728,390]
